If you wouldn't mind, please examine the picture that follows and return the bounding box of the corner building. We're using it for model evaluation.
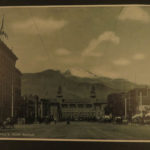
[0,40,21,121]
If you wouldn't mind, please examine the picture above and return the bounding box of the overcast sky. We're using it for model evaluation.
[1,6,150,84]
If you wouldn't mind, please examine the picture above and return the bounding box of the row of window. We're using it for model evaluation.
[62,112,96,115]
[61,112,103,118]
[61,104,93,108]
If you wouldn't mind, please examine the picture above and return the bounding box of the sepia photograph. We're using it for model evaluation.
[0,5,150,141]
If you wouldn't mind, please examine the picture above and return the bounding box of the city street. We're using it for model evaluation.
[0,122,150,140]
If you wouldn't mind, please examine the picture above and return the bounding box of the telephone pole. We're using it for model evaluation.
[139,91,143,113]
[11,75,14,118]
[124,97,127,120]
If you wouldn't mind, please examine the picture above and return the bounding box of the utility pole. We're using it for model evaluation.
[11,75,14,118]
[40,100,43,119]
[124,97,127,120]
[35,98,37,122]
[139,91,143,113]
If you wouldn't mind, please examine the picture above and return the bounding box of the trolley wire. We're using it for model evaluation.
[27,8,51,61]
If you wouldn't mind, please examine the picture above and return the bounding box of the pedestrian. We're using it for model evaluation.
[66,118,70,125]
[54,119,57,124]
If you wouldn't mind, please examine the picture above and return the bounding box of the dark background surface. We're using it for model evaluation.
[0,0,149,6]
[1,140,150,150]
[0,0,150,150]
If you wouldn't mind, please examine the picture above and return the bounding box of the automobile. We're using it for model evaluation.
[132,113,143,124]
[102,115,112,123]
[144,112,150,124]
[115,116,122,124]
[122,119,128,124]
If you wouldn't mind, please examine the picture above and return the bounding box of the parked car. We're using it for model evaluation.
[132,113,143,124]
[102,115,112,123]
[144,112,150,124]
[115,116,122,124]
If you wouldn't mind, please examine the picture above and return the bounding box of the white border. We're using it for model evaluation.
[0,4,149,8]
[1,138,150,143]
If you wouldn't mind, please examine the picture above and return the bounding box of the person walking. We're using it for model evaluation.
[66,118,70,125]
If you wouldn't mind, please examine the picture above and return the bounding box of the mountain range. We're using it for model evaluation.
[21,69,138,102]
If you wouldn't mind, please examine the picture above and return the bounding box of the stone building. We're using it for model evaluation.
[23,86,107,122]
[49,86,107,121]
[0,39,21,121]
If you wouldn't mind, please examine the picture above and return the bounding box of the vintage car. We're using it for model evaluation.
[114,116,122,124]
[144,112,150,124]
[132,113,143,124]
[102,115,112,123]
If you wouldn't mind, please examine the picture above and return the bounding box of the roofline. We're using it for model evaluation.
[0,39,18,61]
[15,67,22,75]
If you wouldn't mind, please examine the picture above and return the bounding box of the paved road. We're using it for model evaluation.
[1,121,150,140]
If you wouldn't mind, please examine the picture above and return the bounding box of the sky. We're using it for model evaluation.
[1,6,150,84]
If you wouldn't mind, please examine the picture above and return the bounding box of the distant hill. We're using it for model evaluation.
[21,69,138,102]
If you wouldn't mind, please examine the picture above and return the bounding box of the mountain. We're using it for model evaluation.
[63,68,98,78]
[21,69,138,102]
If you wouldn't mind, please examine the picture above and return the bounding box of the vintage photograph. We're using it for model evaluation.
[0,5,150,140]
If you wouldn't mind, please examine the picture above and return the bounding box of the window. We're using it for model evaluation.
[62,104,68,108]
[86,104,92,108]
[70,104,76,108]
[78,104,84,108]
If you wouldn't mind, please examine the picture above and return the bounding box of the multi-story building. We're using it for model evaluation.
[107,92,126,118]
[50,86,106,121]
[22,86,107,122]
[0,39,22,121]
[107,87,150,119]
[127,87,150,114]
[21,95,39,123]
[49,86,107,121]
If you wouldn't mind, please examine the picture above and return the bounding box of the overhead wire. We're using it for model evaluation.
[27,8,51,61]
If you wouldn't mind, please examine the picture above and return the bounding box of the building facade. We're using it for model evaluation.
[22,86,107,123]
[0,40,22,121]
[49,86,106,121]
[107,92,126,118]
[107,87,150,119]
[128,87,150,114]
